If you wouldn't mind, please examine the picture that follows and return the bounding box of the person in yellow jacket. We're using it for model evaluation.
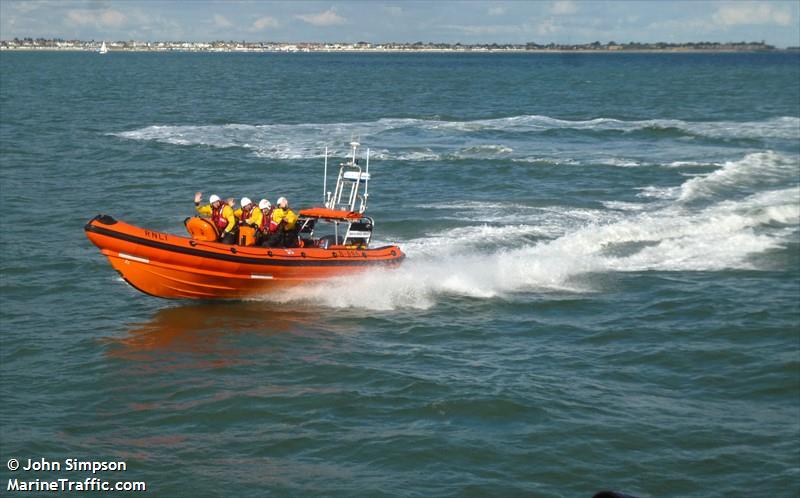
[264,197,298,247]
[282,198,298,231]
[194,191,237,244]
[233,197,263,228]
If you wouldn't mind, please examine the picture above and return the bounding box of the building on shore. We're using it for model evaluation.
[0,38,781,53]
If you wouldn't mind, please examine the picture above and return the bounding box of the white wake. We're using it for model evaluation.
[256,152,799,310]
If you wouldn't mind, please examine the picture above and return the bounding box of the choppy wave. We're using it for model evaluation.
[410,202,623,238]
[678,151,798,202]
[258,152,799,310]
[666,160,723,168]
[113,115,799,162]
[426,115,799,140]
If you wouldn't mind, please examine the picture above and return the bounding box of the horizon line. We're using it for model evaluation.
[2,38,793,47]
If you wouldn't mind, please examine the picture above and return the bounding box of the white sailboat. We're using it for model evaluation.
[98,41,108,54]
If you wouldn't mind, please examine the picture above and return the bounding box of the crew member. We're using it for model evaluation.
[194,191,236,244]
[282,198,299,247]
[234,197,263,229]
[256,199,272,245]
[265,197,298,247]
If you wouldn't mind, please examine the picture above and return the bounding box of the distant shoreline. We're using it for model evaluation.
[3,39,797,54]
[2,47,797,54]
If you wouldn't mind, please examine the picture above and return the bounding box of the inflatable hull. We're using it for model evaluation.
[85,215,404,299]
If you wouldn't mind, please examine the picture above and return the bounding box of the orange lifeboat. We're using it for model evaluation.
[85,142,405,300]
[85,214,404,299]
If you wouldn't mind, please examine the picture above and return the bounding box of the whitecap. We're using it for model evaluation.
[678,151,798,203]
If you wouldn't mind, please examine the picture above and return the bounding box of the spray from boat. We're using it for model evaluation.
[265,151,799,310]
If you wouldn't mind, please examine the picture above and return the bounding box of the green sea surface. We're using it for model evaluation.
[1,51,799,497]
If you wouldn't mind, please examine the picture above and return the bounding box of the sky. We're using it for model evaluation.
[1,0,799,47]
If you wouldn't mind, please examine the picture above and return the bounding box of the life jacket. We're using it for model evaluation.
[259,208,273,232]
[211,204,230,231]
[268,208,285,233]
[239,205,253,224]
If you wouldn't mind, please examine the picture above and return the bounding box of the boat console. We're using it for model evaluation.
[296,142,376,249]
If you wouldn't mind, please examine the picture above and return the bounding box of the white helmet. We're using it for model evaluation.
[258,199,271,210]
[277,196,288,208]
[209,194,221,204]
[240,197,252,208]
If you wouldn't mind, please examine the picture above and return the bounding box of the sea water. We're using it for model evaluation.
[1,52,798,497]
